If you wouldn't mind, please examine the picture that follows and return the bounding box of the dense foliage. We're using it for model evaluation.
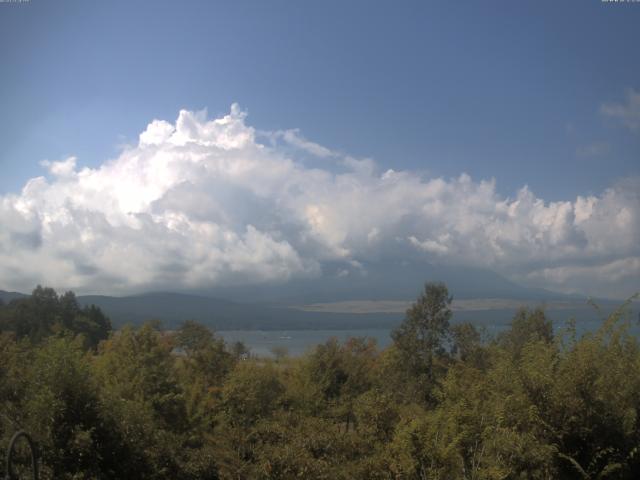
[1,284,639,479]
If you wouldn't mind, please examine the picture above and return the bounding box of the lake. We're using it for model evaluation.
[218,305,640,357]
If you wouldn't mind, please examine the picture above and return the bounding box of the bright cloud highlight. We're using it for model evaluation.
[0,105,638,297]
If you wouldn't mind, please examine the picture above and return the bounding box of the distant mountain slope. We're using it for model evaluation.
[2,262,574,308]
[77,292,254,328]
[1,287,628,332]
[76,292,608,332]
[204,261,573,304]
[0,290,27,304]
[76,292,402,330]
[1,262,599,330]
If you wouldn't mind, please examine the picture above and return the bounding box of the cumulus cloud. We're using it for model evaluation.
[276,129,336,158]
[522,257,640,299]
[40,156,78,177]
[409,235,450,255]
[0,104,638,297]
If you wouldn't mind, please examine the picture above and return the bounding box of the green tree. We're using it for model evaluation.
[6,286,60,342]
[215,362,285,479]
[391,282,452,404]
[175,320,215,354]
[230,340,250,360]
[451,321,489,369]
[71,304,112,349]
[548,303,640,479]
[498,307,553,356]
[0,287,111,348]
[93,323,188,479]
[20,336,125,479]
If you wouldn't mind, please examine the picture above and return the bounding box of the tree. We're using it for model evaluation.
[303,337,378,432]
[58,290,80,330]
[498,307,553,356]
[175,320,215,354]
[173,319,234,450]
[391,282,452,404]
[451,321,489,368]
[0,286,111,348]
[93,323,188,479]
[7,285,60,341]
[70,304,112,349]
[230,340,250,360]
[215,362,285,479]
[20,336,125,479]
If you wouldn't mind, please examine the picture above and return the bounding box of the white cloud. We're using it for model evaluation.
[277,129,336,158]
[601,88,640,131]
[409,235,450,255]
[139,120,175,146]
[0,105,638,297]
[40,156,78,177]
[522,257,640,299]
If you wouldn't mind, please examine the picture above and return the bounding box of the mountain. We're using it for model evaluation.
[203,261,572,304]
[75,292,604,332]
[0,262,598,331]
[75,292,401,330]
[0,288,627,333]
[0,290,27,304]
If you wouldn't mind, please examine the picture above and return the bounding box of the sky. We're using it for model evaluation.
[0,0,638,298]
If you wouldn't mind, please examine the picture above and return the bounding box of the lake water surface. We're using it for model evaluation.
[218,305,640,357]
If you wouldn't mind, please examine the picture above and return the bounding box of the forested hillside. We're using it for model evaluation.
[1,284,639,479]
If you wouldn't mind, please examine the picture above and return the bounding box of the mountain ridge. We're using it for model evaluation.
[2,263,618,330]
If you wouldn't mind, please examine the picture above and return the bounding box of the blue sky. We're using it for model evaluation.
[0,0,638,298]
[1,0,638,199]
